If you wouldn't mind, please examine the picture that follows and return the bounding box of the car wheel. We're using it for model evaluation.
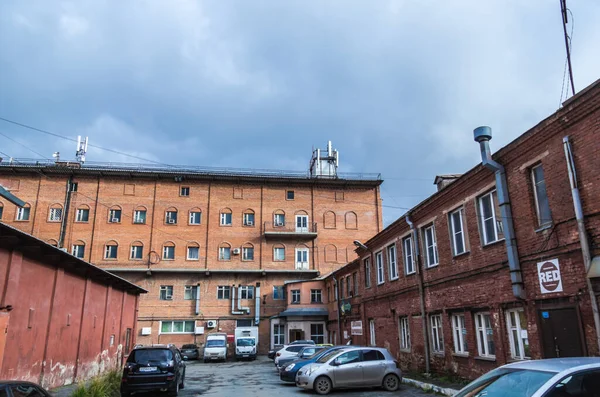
[314,376,332,395]
[382,374,400,392]
[168,376,180,396]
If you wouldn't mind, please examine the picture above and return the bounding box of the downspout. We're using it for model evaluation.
[406,214,430,374]
[255,282,261,325]
[58,176,73,248]
[563,136,600,353]
[195,282,200,316]
[474,126,526,300]
[231,285,243,315]
[334,277,341,344]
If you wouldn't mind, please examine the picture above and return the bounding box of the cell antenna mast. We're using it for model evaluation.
[76,136,89,163]
[560,0,575,95]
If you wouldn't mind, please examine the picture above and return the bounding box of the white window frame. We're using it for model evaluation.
[295,214,309,232]
[239,285,254,299]
[369,319,376,346]
[109,209,121,223]
[187,246,200,260]
[291,290,301,304]
[162,245,175,260]
[450,208,466,256]
[159,285,173,300]
[76,208,89,222]
[506,309,529,360]
[399,317,410,351]
[475,313,496,358]
[375,251,384,285]
[243,212,255,226]
[311,289,322,303]
[242,246,254,261]
[452,314,468,354]
[295,247,309,270]
[403,236,415,275]
[16,206,30,221]
[165,211,177,224]
[430,314,444,353]
[387,244,398,280]
[184,285,198,300]
[274,247,285,261]
[364,258,372,288]
[531,164,552,227]
[48,207,63,222]
[104,244,118,259]
[274,213,285,227]
[217,286,230,300]
[160,320,195,334]
[180,186,190,197]
[423,224,439,268]
[273,324,285,345]
[133,209,146,224]
[220,212,232,226]
[130,244,143,260]
[189,211,201,225]
[478,190,502,245]
[219,246,231,260]
[72,244,85,259]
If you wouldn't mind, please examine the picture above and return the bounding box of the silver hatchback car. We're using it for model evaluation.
[295,347,402,395]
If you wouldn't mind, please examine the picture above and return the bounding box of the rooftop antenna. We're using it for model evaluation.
[52,152,60,163]
[76,136,89,163]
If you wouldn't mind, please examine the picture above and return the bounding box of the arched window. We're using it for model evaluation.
[243,209,255,227]
[273,243,286,261]
[273,209,285,227]
[133,206,147,224]
[162,241,175,260]
[165,207,178,224]
[15,203,31,221]
[325,244,338,263]
[189,207,202,225]
[242,242,255,261]
[76,204,90,223]
[130,241,144,260]
[72,240,86,259]
[104,240,118,259]
[220,208,232,226]
[345,211,358,229]
[47,239,58,247]
[323,211,336,229]
[219,242,232,261]
[187,241,200,260]
[48,203,63,222]
[108,205,122,223]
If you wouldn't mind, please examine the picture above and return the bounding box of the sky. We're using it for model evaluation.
[0,0,599,226]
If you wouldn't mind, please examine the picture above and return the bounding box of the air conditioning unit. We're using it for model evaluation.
[206,320,217,328]
[141,327,152,336]
[246,221,254,226]
[275,222,284,227]
[195,326,205,335]
[111,218,119,223]
[168,219,176,224]
[232,248,241,255]
[165,294,173,300]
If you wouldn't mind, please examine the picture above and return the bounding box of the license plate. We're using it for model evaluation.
[139,367,157,372]
[243,355,249,357]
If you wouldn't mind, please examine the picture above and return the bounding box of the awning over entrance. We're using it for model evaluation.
[588,256,600,278]
[278,308,329,317]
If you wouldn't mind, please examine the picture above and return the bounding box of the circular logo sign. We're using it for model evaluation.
[540,261,561,292]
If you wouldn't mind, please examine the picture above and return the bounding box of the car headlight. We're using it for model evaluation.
[285,363,296,371]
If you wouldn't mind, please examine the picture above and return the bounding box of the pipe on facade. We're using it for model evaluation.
[333,277,341,345]
[195,282,200,316]
[58,177,73,248]
[474,126,525,300]
[255,282,261,325]
[563,136,600,353]
[406,214,430,374]
[231,285,243,315]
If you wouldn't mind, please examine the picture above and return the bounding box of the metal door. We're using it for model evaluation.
[296,215,308,232]
[539,308,584,358]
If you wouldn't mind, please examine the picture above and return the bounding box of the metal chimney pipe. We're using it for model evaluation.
[255,282,261,325]
[474,126,525,300]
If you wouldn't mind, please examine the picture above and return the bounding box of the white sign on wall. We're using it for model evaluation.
[351,321,363,335]
[537,258,563,294]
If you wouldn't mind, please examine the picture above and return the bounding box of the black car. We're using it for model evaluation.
[121,345,186,396]
[0,381,52,396]
[268,344,284,360]
[181,344,200,360]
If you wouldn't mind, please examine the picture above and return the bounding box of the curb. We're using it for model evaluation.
[402,377,460,396]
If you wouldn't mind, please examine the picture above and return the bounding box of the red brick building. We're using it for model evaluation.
[0,143,383,353]
[0,222,145,389]
[324,79,600,380]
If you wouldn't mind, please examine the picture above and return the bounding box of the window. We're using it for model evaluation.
[340,278,344,299]
[243,212,255,226]
[104,243,118,259]
[291,290,301,304]
[295,247,309,270]
[184,285,198,300]
[274,246,285,261]
[323,211,336,229]
[327,286,331,302]
[133,209,146,224]
[311,289,322,303]
[16,206,30,221]
[531,165,552,227]
[274,324,285,345]
[165,210,178,224]
[430,314,444,353]
[452,314,468,354]
[109,208,121,223]
[388,244,398,280]
[345,211,358,229]
[399,317,410,350]
[217,286,231,300]
[353,272,358,296]
[450,208,466,256]
[310,324,324,344]
[478,190,504,245]
[506,309,530,360]
[475,313,495,358]
[346,277,351,297]
[70,182,78,192]
[72,243,85,259]
[286,190,294,200]
[162,244,175,260]
[242,245,254,261]
[220,210,232,226]
[423,224,439,267]
[239,286,254,299]
[76,207,89,222]
[180,186,190,196]
[369,319,376,346]
[130,243,143,260]
[364,258,371,288]
[189,211,201,225]
[187,245,200,260]
[48,207,63,222]
[403,236,415,274]
[219,245,231,260]
[274,213,285,227]
[273,286,284,300]
[334,281,338,301]
[375,251,384,285]
[159,285,173,300]
[160,320,195,334]
[237,319,252,327]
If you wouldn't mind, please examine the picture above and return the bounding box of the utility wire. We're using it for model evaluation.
[560,0,576,95]
[0,131,50,160]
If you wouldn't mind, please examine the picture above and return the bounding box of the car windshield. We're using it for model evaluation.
[317,349,345,364]
[182,344,197,349]
[128,349,173,365]
[206,340,226,347]
[237,338,255,346]
[455,368,556,397]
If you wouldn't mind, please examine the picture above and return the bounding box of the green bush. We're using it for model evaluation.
[69,370,121,397]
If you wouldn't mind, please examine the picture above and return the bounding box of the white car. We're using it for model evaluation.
[274,344,313,366]
[454,357,600,397]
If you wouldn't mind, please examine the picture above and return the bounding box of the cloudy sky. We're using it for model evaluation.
[1,1,599,225]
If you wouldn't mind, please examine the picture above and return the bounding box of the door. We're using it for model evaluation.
[290,329,304,342]
[332,350,363,387]
[539,308,584,358]
[295,248,309,270]
[361,349,387,386]
[296,215,308,232]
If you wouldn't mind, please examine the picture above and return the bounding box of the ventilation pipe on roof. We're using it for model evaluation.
[231,285,244,315]
[255,282,261,325]
[474,126,525,300]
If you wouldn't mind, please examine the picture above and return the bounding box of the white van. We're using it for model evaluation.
[203,333,228,362]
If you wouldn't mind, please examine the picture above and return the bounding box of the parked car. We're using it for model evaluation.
[280,346,351,383]
[295,347,402,395]
[274,344,313,366]
[0,381,52,396]
[454,357,600,397]
[121,344,186,396]
[181,344,200,360]
[276,346,326,373]
[268,344,284,360]
[290,340,316,345]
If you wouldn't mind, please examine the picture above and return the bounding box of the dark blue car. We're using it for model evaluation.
[279,346,348,383]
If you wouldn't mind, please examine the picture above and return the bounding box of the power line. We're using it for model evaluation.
[0,131,50,160]
[560,0,576,96]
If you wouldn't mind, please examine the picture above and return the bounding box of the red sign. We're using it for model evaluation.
[537,259,563,294]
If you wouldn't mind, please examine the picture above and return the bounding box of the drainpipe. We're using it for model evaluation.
[195,283,200,316]
[231,285,243,315]
[406,214,430,374]
[58,176,73,248]
[563,136,600,353]
[255,282,261,325]
[334,277,341,344]
[474,126,525,300]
